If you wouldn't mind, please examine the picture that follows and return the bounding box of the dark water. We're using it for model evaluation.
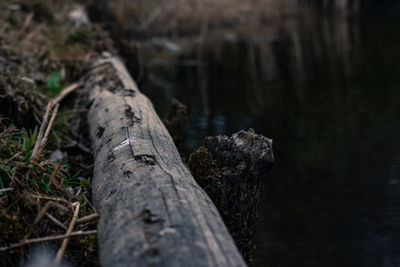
[139,14,400,267]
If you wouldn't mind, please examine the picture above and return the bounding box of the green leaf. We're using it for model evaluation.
[63,170,81,187]
[71,170,81,180]
[0,165,13,180]
[21,127,37,151]
[47,71,62,96]
[62,162,70,169]
[31,179,57,196]
[1,165,13,173]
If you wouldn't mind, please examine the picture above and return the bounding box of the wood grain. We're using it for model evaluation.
[86,55,246,267]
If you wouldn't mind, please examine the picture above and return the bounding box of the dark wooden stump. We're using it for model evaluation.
[188,129,274,265]
[164,99,187,152]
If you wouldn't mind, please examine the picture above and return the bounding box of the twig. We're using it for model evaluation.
[45,212,67,230]
[17,11,34,38]
[23,202,51,240]
[30,101,52,161]
[29,81,82,162]
[55,202,80,263]
[30,194,73,207]
[25,24,44,42]
[0,230,97,252]
[76,213,99,224]
[82,194,96,212]
[52,82,83,107]
[75,187,82,198]
[40,103,59,150]
[47,154,66,187]
[49,201,70,212]
[0,188,13,193]
[5,152,22,164]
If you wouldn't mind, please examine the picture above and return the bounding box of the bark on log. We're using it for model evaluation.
[86,55,246,267]
[188,130,274,265]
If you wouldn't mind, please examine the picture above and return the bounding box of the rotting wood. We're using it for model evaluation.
[164,99,187,153]
[188,129,274,265]
[86,54,247,267]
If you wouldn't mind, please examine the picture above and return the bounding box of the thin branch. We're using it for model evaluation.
[82,194,96,212]
[25,24,44,42]
[52,82,83,107]
[0,188,13,193]
[30,81,82,162]
[40,103,60,150]
[30,194,73,207]
[0,230,97,252]
[55,202,80,263]
[76,213,99,224]
[5,152,21,164]
[75,187,82,198]
[47,153,66,187]
[17,11,34,38]
[45,212,67,230]
[23,202,51,240]
[30,101,52,161]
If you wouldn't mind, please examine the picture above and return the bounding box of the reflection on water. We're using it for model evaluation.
[139,13,400,267]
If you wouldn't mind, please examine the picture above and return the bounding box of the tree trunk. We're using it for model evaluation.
[188,130,274,265]
[86,55,246,267]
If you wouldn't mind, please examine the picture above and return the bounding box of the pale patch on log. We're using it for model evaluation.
[86,55,246,267]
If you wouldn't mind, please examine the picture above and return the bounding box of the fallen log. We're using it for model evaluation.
[188,130,274,265]
[86,55,247,267]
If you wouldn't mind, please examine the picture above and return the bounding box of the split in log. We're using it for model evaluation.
[86,55,247,267]
[188,130,274,265]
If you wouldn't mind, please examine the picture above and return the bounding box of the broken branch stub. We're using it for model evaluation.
[86,55,246,267]
[188,129,274,265]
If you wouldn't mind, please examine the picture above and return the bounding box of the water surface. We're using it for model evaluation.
[139,14,400,267]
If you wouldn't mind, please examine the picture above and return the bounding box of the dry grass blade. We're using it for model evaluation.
[0,230,97,252]
[29,194,73,207]
[5,152,22,164]
[47,154,66,187]
[30,81,83,162]
[45,212,67,230]
[0,188,14,193]
[55,201,81,263]
[23,202,52,240]
[17,11,34,38]
[40,103,60,150]
[30,101,52,161]
[76,213,99,224]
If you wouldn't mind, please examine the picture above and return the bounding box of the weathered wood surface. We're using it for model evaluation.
[188,130,274,265]
[86,55,246,267]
